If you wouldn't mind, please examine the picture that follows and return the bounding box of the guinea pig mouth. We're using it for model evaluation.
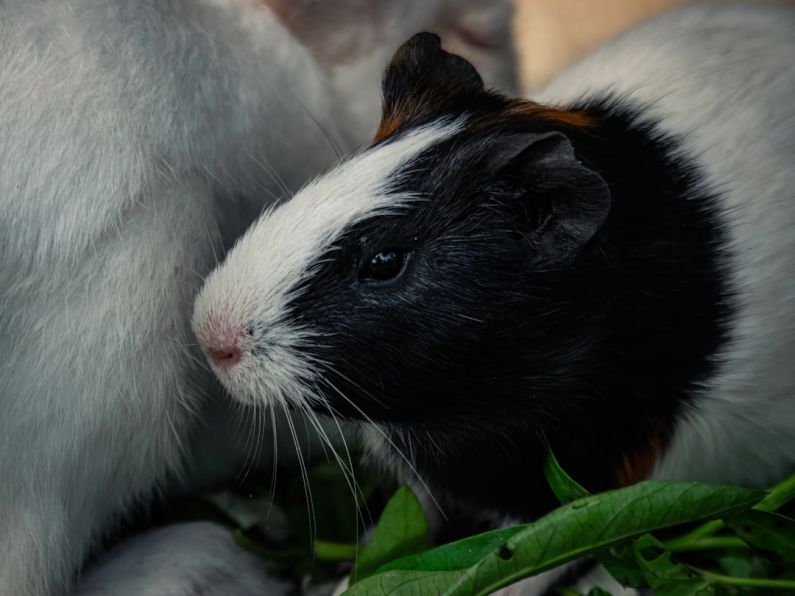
[211,338,320,411]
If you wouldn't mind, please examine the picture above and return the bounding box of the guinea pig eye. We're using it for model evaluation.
[360,249,409,283]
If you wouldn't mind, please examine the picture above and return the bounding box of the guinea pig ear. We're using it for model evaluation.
[374,33,488,142]
[495,132,611,265]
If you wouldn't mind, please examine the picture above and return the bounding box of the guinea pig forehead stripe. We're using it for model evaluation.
[193,120,462,334]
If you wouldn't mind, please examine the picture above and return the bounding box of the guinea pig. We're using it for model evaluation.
[0,1,516,594]
[193,1,795,529]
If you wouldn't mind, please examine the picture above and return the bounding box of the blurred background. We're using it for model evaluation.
[515,0,794,91]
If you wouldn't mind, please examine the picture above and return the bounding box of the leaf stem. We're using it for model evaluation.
[755,472,795,513]
[664,536,749,552]
[314,540,359,561]
[663,473,794,552]
[665,518,725,548]
[697,569,795,590]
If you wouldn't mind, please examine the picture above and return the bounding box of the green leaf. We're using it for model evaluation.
[379,526,527,572]
[544,451,591,504]
[542,453,648,588]
[598,542,648,588]
[716,554,753,578]
[632,534,714,595]
[350,486,429,584]
[725,509,795,561]
[755,472,795,513]
[344,481,763,596]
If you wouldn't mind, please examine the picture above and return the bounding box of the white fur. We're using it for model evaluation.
[1,4,330,593]
[76,522,288,596]
[0,0,516,594]
[534,2,795,490]
[193,122,461,404]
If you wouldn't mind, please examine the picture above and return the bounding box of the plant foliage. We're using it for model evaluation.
[341,455,795,595]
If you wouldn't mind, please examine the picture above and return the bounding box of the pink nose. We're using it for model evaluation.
[207,344,241,368]
[200,326,244,369]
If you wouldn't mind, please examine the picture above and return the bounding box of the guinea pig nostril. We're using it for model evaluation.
[207,345,242,369]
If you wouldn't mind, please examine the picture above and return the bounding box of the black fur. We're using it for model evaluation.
[285,39,733,521]
[376,32,504,138]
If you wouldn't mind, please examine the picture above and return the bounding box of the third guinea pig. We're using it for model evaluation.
[193,4,795,521]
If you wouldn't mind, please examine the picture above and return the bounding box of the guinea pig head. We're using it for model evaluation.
[193,34,611,517]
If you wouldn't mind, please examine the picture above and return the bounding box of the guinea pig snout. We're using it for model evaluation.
[196,324,244,370]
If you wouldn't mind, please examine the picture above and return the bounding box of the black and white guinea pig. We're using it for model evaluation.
[194,3,795,521]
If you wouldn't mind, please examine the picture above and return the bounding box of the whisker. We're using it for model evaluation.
[244,150,292,201]
[265,406,279,520]
[200,218,221,267]
[319,374,447,520]
[318,399,376,561]
[424,429,444,460]
[281,399,317,556]
[229,397,248,450]
[301,394,372,539]
[290,92,345,162]
[297,400,371,573]
[336,370,388,408]
[236,404,259,483]
[253,405,267,479]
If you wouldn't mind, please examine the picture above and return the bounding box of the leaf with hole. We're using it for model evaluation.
[632,534,714,595]
[344,481,763,595]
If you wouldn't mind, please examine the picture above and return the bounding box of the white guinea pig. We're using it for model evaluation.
[194,0,795,537]
[0,1,516,594]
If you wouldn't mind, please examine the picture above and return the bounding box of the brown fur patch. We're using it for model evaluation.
[373,33,487,143]
[616,437,663,487]
[374,109,408,143]
[374,84,473,144]
[373,33,592,144]
[374,98,593,144]
[504,100,594,128]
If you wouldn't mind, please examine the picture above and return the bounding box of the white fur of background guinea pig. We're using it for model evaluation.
[194,0,795,548]
[0,1,516,595]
